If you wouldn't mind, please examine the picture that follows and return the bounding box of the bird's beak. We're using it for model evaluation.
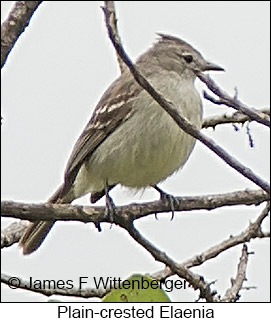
[202,61,225,72]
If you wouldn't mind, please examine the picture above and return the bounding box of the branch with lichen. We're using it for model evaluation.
[1,1,43,68]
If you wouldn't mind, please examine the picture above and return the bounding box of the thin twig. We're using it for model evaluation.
[1,273,108,299]
[202,108,270,128]
[120,221,219,302]
[241,286,257,291]
[199,74,270,127]
[104,1,127,74]
[221,244,249,302]
[102,4,270,194]
[152,202,270,281]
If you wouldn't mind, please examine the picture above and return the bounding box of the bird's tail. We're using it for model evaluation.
[19,184,74,255]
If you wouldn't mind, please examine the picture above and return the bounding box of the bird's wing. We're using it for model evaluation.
[62,74,141,194]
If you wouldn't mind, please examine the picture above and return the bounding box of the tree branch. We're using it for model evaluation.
[198,74,270,127]
[120,221,219,302]
[152,202,270,281]
[1,273,108,299]
[221,244,250,302]
[104,1,127,74]
[202,108,270,129]
[1,1,43,68]
[1,189,268,226]
[2,203,268,300]
[1,221,28,249]
[102,4,270,194]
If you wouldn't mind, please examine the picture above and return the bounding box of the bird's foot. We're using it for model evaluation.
[105,193,117,222]
[104,181,117,223]
[153,185,178,220]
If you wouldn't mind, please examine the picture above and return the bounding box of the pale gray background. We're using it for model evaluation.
[1,1,270,302]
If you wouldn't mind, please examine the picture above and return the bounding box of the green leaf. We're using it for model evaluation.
[102,274,171,302]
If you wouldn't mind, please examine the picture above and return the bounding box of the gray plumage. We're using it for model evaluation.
[19,34,223,254]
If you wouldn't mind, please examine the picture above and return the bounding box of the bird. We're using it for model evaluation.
[19,33,224,255]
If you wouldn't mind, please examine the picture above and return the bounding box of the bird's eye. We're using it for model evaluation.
[183,54,193,63]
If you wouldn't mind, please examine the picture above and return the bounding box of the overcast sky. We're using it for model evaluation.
[1,1,270,302]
